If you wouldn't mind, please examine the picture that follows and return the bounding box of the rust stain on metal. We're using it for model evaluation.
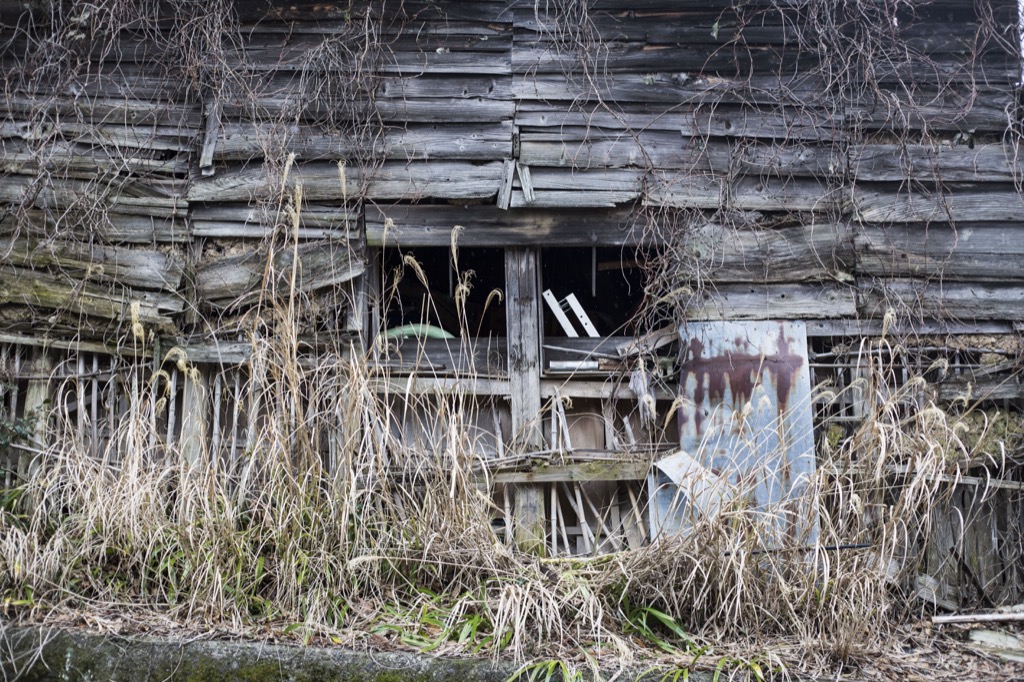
[680,325,803,436]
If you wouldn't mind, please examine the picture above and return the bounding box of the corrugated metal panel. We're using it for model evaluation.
[650,320,818,545]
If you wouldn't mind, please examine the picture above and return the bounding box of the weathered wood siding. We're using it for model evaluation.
[0,0,1021,339]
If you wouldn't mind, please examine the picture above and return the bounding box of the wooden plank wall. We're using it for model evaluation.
[1,0,1021,343]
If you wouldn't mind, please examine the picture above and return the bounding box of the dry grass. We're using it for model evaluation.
[1,1,1022,679]
[0,269,1013,681]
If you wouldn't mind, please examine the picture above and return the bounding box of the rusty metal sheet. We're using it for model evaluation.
[650,321,818,544]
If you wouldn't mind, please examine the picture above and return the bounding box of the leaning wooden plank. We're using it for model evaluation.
[687,283,857,320]
[366,205,648,247]
[186,161,504,202]
[858,280,1024,321]
[0,266,179,331]
[0,237,185,291]
[855,224,1024,280]
[195,240,365,310]
[851,144,1023,182]
[854,187,1024,223]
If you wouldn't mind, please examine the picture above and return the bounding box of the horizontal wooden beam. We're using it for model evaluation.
[491,459,649,484]
[366,205,650,246]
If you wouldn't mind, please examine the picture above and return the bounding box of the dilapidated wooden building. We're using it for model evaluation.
[2,0,1023,607]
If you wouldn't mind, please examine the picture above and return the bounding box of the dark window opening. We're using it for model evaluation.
[381,246,506,338]
[540,247,647,339]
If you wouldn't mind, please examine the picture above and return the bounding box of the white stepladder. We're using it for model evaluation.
[542,289,600,338]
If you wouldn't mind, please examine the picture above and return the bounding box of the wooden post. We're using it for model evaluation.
[179,367,209,471]
[506,248,546,554]
[19,348,52,482]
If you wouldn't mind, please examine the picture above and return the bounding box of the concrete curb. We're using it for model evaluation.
[0,625,716,681]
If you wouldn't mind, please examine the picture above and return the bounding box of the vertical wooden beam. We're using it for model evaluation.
[506,248,546,554]
[19,348,52,482]
[179,367,209,471]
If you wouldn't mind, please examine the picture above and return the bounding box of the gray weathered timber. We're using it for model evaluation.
[0,237,185,291]
[510,190,639,208]
[213,121,513,162]
[848,87,1014,132]
[1,95,202,128]
[851,144,1023,182]
[187,161,505,202]
[505,248,546,554]
[853,187,1024,223]
[678,222,854,283]
[686,284,857,320]
[0,177,188,215]
[730,176,840,212]
[858,280,1024,321]
[855,224,1024,280]
[520,136,840,176]
[190,203,360,239]
[514,105,847,142]
[374,337,507,376]
[221,95,516,124]
[0,266,180,332]
[0,210,188,244]
[196,241,364,310]
[512,72,824,106]
[366,205,647,247]
[643,173,726,209]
